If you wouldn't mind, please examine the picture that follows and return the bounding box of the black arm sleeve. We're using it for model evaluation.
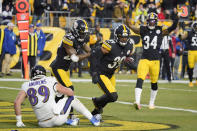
[169,38,174,53]
[89,46,104,73]
[167,15,179,33]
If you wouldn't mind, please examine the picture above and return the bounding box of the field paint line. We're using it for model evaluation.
[76,96,197,114]
[116,84,197,92]
[1,86,197,114]
[0,78,190,84]
[0,87,21,90]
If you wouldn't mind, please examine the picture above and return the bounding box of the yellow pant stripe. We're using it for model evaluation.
[57,69,72,87]
[100,75,116,93]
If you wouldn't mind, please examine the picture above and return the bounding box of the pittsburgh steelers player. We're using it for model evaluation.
[90,24,135,117]
[181,22,197,87]
[50,19,91,118]
[126,12,179,109]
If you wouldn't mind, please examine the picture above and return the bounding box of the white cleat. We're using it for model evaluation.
[90,116,100,126]
[66,118,80,126]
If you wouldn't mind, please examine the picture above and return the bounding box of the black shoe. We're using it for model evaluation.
[6,73,12,76]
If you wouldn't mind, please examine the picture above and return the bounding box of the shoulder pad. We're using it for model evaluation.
[62,34,74,46]
[102,39,114,51]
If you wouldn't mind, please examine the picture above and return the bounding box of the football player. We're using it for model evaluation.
[50,19,91,117]
[14,65,100,127]
[90,24,135,117]
[181,22,197,87]
[126,12,179,109]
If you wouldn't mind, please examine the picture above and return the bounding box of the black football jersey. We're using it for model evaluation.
[97,39,134,77]
[50,33,88,70]
[187,30,197,50]
[140,26,163,60]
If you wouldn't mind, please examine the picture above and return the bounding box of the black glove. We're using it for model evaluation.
[92,72,99,84]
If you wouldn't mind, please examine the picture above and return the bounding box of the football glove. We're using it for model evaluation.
[92,72,99,84]
[71,54,79,62]
[16,115,25,127]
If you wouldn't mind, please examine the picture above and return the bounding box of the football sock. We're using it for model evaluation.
[149,89,158,106]
[135,88,142,104]
[71,97,92,120]
[95,94,111,108]
[188,68,194,82]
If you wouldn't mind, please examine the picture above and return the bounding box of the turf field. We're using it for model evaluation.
[0,72,197,131]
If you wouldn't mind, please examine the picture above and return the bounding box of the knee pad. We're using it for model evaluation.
[151,83,158,90]
[68,85,74,91]
[109,92,118,102]
[136,78,143,89]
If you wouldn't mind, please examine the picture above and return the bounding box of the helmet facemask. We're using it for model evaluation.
[115,24,130,47]
[192,22,197,33]
[148,19,157,30]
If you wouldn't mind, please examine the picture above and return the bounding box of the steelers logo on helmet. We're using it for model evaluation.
[147,12,158,30]
[72,19,89,42]
[114,24,131,46]
[192,21,197,33]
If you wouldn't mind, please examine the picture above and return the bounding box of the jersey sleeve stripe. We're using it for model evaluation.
[62,37,73,46]
[102,42,111,51]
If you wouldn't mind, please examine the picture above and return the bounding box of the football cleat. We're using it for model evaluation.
[90,116,100,126]
[189,82,194,87]
[66,118,80,126]
[134,102,141,110]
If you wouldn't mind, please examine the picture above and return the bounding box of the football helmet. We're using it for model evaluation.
[72,19,89,42]
[192,22,197,33]
[31,65,46,80]
[114,24,131,46]
[147,12,158,30]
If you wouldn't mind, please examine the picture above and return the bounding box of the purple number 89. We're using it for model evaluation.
[27,86,50,106]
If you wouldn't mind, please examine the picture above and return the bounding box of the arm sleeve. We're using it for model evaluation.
[89,46,104,73]
[167,16,178,33]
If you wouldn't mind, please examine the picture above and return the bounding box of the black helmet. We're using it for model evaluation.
[147,12,158,29]
[192,22,197,33]
[114,24,131,46]
[31,65,46,80]
[72,19,89,42]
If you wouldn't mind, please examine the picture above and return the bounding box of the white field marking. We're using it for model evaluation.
[1,86,196,114]
[116,84,197,92]
[0,78,191,83]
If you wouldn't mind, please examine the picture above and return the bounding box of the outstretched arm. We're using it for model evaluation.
[14,90,27,127]
[162,14,179,36]
[56,83,74,96]
[126,15,140,34]
[77,44,91,61]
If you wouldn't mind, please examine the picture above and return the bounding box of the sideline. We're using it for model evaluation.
[0,86,197,114]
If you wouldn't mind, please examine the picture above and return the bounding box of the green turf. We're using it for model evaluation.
[0,72,197,130]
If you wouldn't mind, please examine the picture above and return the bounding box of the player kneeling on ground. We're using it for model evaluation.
[14,65,100,128]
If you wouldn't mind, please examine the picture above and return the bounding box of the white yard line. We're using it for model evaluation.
[0,86,197,114]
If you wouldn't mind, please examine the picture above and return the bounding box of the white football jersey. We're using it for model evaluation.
[22,76,58,121]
